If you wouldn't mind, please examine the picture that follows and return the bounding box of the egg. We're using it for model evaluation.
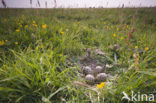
[96,73,107,82]
[82,66,92,75]
[93,66,103,75]
[85,74,95,84]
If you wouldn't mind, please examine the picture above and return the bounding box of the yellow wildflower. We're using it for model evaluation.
[42,24,47,29]
[0,41,4,46]
[15,42,18,45]
[104,22,106,24]
[126,25,129,29]
[120,37,124,40]
[97,82,105,89]
[20,21,23,24]
[135,46,138,49]
[145,47,149,51]
[16,29,20,32]
[61,32,65,35]
[96,25,98,28]
[25,25,28,28]
[32,23,37,27]
[100,82,105,86]
[3,64,6,68]
[20,25,23,27]
[5,40,8,42]
[117,28,119,31]
[33,20,36,24]
[113,33,117,37]
[97,84,103,88]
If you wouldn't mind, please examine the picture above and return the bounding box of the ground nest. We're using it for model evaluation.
[77,48,116,86]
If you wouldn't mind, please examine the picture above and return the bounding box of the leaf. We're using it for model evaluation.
[0,76,17,83]
[0,87,19,92]
[138,71,156,76]
[48,86,66,100]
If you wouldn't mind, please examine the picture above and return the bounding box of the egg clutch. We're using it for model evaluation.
[82,66,108,85]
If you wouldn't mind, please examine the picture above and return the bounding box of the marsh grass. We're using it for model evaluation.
[0,8,156,102]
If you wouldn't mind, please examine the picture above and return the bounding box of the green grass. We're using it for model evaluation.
[0,8,156,103]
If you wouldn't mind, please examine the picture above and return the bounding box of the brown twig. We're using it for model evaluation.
[131,9,138,25]
[126,28,135,46]
[133,53,139,71]
[73,81,90,88]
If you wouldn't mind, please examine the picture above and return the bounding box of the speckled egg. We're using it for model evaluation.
[83,66,92,75]
[93,66,103,75]
[96,73,107,82]
[85,74,95,84]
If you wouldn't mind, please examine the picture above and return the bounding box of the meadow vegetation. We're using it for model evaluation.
[0,8,156,103]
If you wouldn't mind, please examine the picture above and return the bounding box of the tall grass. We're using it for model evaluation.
[0,8,156,102]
